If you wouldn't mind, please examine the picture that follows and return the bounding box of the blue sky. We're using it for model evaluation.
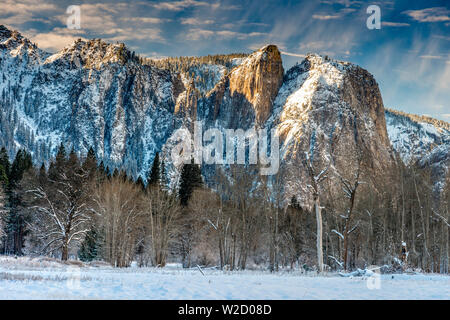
[1,0,449,120]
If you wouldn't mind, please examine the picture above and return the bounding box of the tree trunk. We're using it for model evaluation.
[343,191,356,270]
[315,198,324,273]
[219,236,224,270]
[61,242,69,261]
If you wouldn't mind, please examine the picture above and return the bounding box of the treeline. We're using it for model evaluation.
[143,53,249,73]
[0,144,448,273]
[144,53,249,93]
[386,108,450,131]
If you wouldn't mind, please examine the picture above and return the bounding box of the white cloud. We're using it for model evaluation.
[150,0,210,11]
[312,14,340,20]
[180,18,214,25]
[124,17,171,24]
[52,3,165,44]
[312,5,358,21]
[382,21,410,27]
[403,7,450,23]
[419,55,444,60]
[107,28,163,42]
[433,35,450,41]
[0,0,58,16]
[320,0,362,7]
[185,29,267,41]
[280,51,306,58]
[0,0,60,27]
[26,28,85,52]
[184,29,214,40]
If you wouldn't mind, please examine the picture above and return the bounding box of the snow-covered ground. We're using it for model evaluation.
[0,257,448,300]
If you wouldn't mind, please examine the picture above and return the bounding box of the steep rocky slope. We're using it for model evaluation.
[385,109,449,192]
[266,54,394,203]
[1,27,181,178]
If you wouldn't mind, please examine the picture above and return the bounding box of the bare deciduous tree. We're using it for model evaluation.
[142,186,181,267]
[303,151,329,273]
[336,153,363,270]
[93,175,141,267]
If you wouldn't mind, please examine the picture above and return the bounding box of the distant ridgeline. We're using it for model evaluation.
[386,108,450,132]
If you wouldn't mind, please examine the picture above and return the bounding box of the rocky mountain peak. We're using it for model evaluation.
[0,25,34,48]
[228,44,284,125]
[0,25,46,66]
[0,25,13,41]
[271,52,395,204]
[44,38,131,69]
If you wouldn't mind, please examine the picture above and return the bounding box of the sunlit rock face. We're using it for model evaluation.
[228,45,284,125]
[0,25,446,204]
[267,54,395,205]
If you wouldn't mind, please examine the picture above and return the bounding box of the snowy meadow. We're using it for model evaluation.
[0,257,448,300]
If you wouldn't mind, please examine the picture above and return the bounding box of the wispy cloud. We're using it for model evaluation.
[180,18,214,25]
[185,28,267,41]
[433,34,450,41]
[312,14,340,20]
[419,54,444,60]
[403,7,450,23]
[0,0,58,17]
[26,27,85,52]
[382,21,410,27]
[149,0,239,12]
[124,17,171,24]
[280,51,306,58]
[320,0,362,7]
[107,28,163,42]
[312,5,358,21]
[150,0,210,11]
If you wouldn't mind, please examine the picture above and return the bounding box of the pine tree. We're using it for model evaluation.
[55,143,66,165]
[148,152,160,186]
[38,163,46,185]
[98,161,105,174]
[82,147,97,179]
[78,226,101,262]
[0,147,10,178]
[68,148,79,170]
[5,149,33,255]
[0,165,8,189]
[97,161,106,182]
[49,143,66,180]
[106,166,111,179]
[9,149,32,188]
[178,159,203,206]
[136,176,145,191]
